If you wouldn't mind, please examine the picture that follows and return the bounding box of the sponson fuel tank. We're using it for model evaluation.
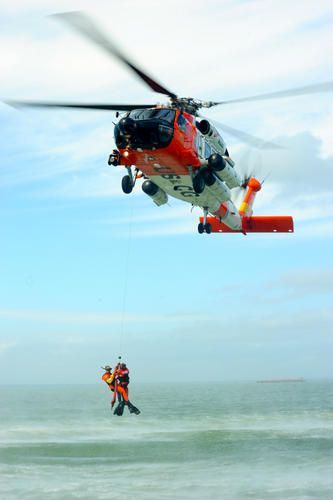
[208,154,242,189]
[142,180,168,206]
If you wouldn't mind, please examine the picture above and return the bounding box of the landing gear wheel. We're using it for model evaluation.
[198,222,204,234]
[122,175,133,194]
[204,223,212,234]
[192,173,205,194]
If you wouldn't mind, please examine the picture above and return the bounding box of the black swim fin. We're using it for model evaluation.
[113,401,125,416]
[127,401,141,415]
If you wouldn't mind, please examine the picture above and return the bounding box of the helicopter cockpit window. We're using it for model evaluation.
[128,108,176,123]
[177,113,187,132]
[204,142,212,158]
[115,108,175,150]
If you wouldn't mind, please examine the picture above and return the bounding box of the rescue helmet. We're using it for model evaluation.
[104,365,112,371]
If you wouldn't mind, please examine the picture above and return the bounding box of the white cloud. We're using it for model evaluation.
[0,341,17,354]
[47,125,115,161]
[295,218,333,238]
[276,269,333,294]
[229,133,333,235]
[313,110,333,157]
[1,1,332,100]
[131,219,195,238]
[37,169,123,199]
[0,307,211,324]
[95,199,204,237]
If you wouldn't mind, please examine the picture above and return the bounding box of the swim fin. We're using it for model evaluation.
[113,401,125,416]
[127,401,141,415]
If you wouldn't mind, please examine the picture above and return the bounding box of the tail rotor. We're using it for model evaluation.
[233,172,254,207]
[232,150,264,207]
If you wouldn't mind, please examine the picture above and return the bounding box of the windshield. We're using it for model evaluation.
[128,108,175,123]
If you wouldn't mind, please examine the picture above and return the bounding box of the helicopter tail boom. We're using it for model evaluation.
[199,176,293,233]
[199,216,294,233]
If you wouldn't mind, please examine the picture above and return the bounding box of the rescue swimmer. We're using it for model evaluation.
[102,363,140,416]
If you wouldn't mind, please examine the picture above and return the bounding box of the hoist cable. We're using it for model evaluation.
[119,196,134,354]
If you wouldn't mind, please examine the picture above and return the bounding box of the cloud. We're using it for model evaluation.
[296,219,333,238]
[39,170,123,199]
[255,133,333,191]
[210,267,333,313]
[1,1,332,101]
[0,341,17,354]
[99,203,198,237]
[2,305,331,347]
[313,110,333,157]
[130,219,195,237]
[275,269,333,293]
[229,133,333,237]
[251,309,333,340]
[0,307,211,325]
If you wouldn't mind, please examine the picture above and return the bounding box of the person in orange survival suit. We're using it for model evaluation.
[101,365,117,404]
[115,363,140,415]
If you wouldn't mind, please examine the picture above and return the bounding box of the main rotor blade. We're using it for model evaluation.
[211,119,283,150]
[52,11,177,99]
[5,100,155,112]
[210,81,333,107]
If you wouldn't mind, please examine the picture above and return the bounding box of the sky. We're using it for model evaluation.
[0,0,332,384]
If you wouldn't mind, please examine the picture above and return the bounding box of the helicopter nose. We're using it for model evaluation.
[119,117,138,134]
[115,117,174,149]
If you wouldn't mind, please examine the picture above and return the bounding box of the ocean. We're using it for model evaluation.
[0,381,332,499]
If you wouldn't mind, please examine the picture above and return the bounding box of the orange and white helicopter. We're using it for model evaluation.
[6,12,333,234]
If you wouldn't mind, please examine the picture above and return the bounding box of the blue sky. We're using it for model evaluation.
[0,0,332,383]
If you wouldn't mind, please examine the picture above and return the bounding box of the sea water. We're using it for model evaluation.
[0,381,332,499]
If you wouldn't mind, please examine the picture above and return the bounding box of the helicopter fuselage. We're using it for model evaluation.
[115,107,243,227]
[5,11,327,233]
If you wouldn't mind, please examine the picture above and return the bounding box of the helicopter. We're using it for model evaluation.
[5,12,333,234]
